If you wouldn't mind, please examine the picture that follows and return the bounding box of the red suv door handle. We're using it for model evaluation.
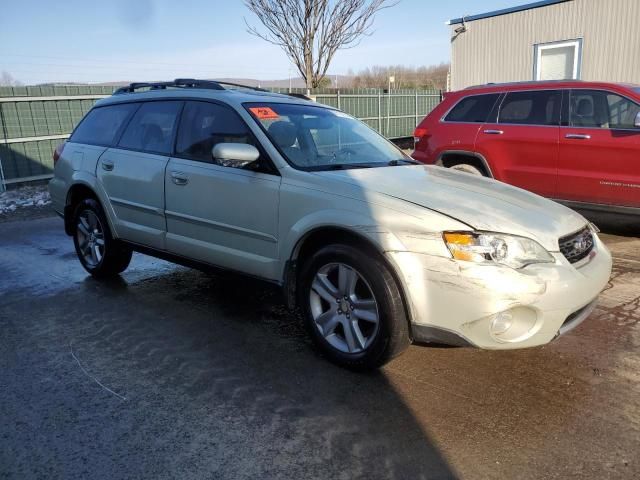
[565,134,591,140]
[483,129,504,135]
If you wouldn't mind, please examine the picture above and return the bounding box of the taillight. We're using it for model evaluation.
[414,127,428,144]
[53,142,66,166]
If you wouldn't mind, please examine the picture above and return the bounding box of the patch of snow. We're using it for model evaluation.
[0,185,51,215]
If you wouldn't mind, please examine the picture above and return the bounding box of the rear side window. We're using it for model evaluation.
[176,101,257,163]
[70,103,138,146]
[118,101,183,155]
[444,94,500,123]
[499,90,561,126]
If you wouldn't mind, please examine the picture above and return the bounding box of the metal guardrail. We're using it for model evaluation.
[0,89,441,188]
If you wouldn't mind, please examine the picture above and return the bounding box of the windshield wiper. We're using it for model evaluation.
[320,163,376,171]
[388,158,421,166]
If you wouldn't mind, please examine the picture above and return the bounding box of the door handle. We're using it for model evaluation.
[483,129,504,135]
[170,171,189,186]
[101,160,114,171]
[565,133,591,140]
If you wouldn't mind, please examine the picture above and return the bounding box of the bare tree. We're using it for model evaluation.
[0,71,23,87]
[244,0,398,90]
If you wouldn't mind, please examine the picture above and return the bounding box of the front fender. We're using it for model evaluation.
[283,209,408,264]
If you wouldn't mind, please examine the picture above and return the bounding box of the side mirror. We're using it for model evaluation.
[635,112,640,128]
[212,143,260,168]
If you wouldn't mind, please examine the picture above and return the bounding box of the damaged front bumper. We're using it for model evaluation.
[386,234,613,350]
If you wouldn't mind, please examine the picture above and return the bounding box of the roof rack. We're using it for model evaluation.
[464,79,584,89]
[113,78,268,95]
[214,81,267,92]
[286,92,313,101]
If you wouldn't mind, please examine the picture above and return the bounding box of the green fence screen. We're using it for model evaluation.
[0,86,441,186]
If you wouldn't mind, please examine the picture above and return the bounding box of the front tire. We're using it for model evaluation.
[72,198,132,278]
[299,244,410,370]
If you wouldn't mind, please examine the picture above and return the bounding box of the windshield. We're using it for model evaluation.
[245,102,413,170]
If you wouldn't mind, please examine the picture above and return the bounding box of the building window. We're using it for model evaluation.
[534,39,582,81]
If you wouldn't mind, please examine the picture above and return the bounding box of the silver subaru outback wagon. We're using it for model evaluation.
[49,79,611,370]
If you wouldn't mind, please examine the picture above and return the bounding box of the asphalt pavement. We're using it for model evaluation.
[1,214,638,479]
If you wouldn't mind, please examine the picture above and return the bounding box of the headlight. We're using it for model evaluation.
[443,232,555,269]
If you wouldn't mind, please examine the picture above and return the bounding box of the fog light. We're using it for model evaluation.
[490,312,513,335]
[489,307,539,342]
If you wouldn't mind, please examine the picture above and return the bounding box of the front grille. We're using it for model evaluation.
[559,226,594,264]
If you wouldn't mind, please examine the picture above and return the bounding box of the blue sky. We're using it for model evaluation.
[1,0,523,84]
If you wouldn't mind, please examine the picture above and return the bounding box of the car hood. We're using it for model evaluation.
[314,165,587,250]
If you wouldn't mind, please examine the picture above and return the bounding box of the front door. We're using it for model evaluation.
[475,89,561,198]
[164,101,281,280]
[558,89,640,207]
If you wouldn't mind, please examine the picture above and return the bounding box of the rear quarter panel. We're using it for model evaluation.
[49,142,108,211]
[412,93,481,164]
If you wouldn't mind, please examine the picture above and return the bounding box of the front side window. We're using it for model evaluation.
[606,93,640,129]
[570,90,640,129]
[246,103,411,170]
[70,103,138,146]
[443,94,500,123]
[176,101,258,164]
[534,39,582,81]
[499,90,561,126]
[118,101,182,155]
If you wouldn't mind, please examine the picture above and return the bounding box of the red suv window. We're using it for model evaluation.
[569,90,640,129]
[444,94,500,123]
[498,90,561,126]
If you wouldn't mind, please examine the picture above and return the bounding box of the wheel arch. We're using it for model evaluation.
[64,177,115,237]
[284,225,416,335]
[436,150,494,178]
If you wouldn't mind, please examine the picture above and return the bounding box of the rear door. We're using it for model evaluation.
[164,101,281,280]
[97,100,183,249]
[475,89,561,197]
[558,89,640,207]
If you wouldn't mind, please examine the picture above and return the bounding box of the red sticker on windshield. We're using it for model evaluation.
[250,107,279,120]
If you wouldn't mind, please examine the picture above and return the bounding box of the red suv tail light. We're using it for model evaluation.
[53,142,66,166]
[414,127,428,144]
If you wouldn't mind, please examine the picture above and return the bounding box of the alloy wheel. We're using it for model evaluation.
[309,262,380,354]
[76,210,105,267]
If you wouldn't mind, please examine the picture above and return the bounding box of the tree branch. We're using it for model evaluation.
[244,0,398,89]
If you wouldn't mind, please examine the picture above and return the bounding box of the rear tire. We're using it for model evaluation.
[449,163,485,176]
[299,244,410,370]
[72,198,132,278]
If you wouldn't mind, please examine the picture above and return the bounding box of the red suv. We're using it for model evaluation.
[412,81,640,213]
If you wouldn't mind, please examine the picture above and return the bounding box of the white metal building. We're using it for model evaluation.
[448,0,640,91]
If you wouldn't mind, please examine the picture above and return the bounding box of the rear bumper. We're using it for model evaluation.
[410,149,434,164]
[387,233,612,349]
